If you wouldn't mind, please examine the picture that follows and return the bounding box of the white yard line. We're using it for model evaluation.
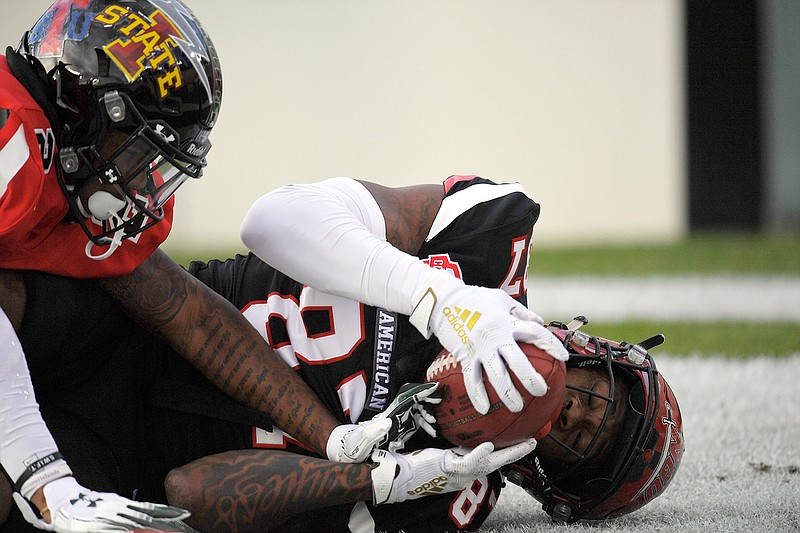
[528,275,800,322]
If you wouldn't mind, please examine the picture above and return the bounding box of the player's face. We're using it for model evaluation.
[77,129,158,208]
[100,129,159,189]
[535,367,628,466]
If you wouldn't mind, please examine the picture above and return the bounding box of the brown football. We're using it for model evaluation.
[425,342,566,448]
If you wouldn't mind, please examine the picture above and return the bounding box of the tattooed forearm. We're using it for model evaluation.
[166,450,374,533]
[100,249,339,455]
[100,249,188,330]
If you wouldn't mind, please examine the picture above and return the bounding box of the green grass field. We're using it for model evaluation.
[531,233,800,357]
[530,233,800,275]
[168,233,800,358]
[576,321,799,358]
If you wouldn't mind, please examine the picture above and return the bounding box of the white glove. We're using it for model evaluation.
[326,382,441,463]
[410,270,569,414]
[13,476,192,533]
[371,438,537,505]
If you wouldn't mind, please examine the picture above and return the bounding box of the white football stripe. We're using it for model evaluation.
[0,124,31,199]
[427,182,531,241]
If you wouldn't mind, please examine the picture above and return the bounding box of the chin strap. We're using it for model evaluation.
[84,228,124,260]
[82,191,130,260]
[84,212,127,261]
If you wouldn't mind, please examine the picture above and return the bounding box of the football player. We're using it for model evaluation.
[1,176,683,531]
[166,324,684,530]
[0,0,225,529]
[184,175,684,530]
[240,177,570,420]
[1,2,429,530]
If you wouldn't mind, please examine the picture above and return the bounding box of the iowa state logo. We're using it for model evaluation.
[98,5,186,98]
[28,1,202,100]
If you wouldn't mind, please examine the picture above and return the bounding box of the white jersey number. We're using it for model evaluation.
[241,287,366,367]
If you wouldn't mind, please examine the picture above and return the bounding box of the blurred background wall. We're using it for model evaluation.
[1,1,796,253]
[687,0,800,232]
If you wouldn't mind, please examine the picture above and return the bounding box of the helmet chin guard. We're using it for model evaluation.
[19,0,222,248]
[86,190,127,220]
[504,317,685,523]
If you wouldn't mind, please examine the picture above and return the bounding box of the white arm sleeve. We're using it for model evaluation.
[240,177,452,317]
[0,308,70,498]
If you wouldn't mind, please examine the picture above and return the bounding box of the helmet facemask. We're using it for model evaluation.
[57,86,205,251]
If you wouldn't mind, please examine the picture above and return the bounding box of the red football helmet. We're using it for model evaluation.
[504,317,685,522]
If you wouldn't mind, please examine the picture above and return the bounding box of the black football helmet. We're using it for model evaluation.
[504,317,685,522]
[16,0,222,249]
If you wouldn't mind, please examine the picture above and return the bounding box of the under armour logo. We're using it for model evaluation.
[394,410,417,437]
[70,492,103,508]
[155,123,176,143]
[105,168,119,183]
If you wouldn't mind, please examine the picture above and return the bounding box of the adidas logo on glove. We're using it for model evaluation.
[407,475,449,497]
[442,306,481,348]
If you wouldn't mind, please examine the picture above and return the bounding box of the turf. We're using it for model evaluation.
[483,354,800,533]
[580,321,800,358]
[168,247,248,267]
[531,234,800,359]
[530,233,800,275]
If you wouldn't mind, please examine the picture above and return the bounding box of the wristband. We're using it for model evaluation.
[15,452,73,499]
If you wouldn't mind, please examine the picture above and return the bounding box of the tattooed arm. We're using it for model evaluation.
[99,250,340,456]
[164,450,374,533]
[0,270,25,332]
[165,440,534,533]
[101,182,445,461]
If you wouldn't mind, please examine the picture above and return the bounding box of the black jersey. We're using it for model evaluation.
[190,177,538,427]
[185,176,541,531]
[10,176,540,533]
